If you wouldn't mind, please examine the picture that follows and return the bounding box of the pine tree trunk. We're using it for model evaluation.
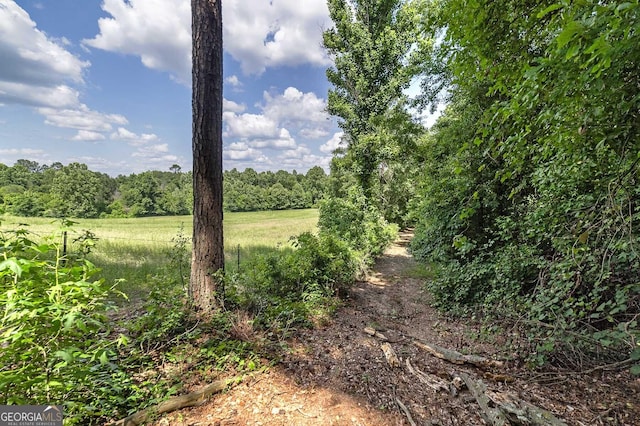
[190,0,224,312]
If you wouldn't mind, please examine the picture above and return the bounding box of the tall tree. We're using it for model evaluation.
[323,0,425,210]
[190,0,224,312]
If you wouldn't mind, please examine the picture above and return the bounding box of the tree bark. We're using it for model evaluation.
[190,0,224,312]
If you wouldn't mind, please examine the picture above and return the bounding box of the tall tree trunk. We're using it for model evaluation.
[190,0,224,312]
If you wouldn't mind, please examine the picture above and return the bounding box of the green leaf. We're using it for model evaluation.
[537,3,564,19]
[631,348,640,361]
[557,21,583,49]
[631,365,640,376]
[616,3,633,13]
[54,350,74,362]
[565,44,581,60]
[0,258,22,277]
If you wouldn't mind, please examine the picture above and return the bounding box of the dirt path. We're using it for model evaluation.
[155,231,639,425]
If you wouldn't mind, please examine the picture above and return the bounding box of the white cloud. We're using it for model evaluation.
[224,142,264,161]
[300,128,330,139]
[0,82,80,108]
[131,143,170,157]
[83,0,191,84]
[66,155,128,174]
[223,112,279,139]
[320,131,346,153]
[110,127,158,146]
[0,147,45,156]
[84,0,331,79]
[263,87,328,124]
[0,1,89,107]
[0,147,50,166]
[277,152,330,172]
[261,87,330,139]
[224,0,332,74]
[39,104,128,132]
[222,86,334,164]
[281,145,311,159]
[223,98,246,113]
[225,75,242,88]
[249,128,296,149]
[71,130,106,141]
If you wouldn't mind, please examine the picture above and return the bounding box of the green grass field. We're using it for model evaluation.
[0,209,318,301]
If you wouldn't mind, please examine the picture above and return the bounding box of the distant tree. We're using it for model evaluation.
[190,0,224,312]
[274,169,296,189]
[290,183,311,209]
[305,166,329,205]
[48,163,103,218]
[242,168,259,186]
[9,190,46,217]
[266,183,290,210]
[120,172,160,216]
[15,159,42,173]
[5,164,33,189]
[170,164,182,174]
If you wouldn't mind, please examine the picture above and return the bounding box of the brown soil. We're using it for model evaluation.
[153,231,640,425]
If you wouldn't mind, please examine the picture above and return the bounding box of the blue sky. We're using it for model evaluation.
[0,0,349,176]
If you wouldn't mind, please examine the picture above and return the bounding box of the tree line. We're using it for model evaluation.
[0,160,329,218]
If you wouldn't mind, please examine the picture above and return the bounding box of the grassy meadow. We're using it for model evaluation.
[0,209,319,301]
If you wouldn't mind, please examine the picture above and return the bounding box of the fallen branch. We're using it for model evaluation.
[364,326,388,341]
[405,359,448,392]
[381,342,401,367]
[113,376,240,426]
[483,372,516,383]
[459,372,508,426]
[487,390,567,426]
[363,327,403,342]
[459,372,567,426]
[412,340,504,369]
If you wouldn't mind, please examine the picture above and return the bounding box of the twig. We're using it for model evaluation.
[296,407,317,418]
[396,398,417,426]
[153,319,201,352]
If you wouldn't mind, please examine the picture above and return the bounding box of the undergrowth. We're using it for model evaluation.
[1,204,394,424]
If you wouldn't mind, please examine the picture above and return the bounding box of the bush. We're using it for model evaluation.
[227,231,357,331]
[318,193,398,264]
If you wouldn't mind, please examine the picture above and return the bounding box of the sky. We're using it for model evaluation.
[0,0,352,176]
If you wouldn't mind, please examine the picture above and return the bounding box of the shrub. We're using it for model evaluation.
[318,193,398,264]
[227,231,357,332]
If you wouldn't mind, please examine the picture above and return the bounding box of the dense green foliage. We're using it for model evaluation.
[410,0,640,368]
[0,162,329,218]
[0,222,122,421]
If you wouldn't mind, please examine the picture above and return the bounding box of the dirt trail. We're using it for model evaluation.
[155,231,639,425]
